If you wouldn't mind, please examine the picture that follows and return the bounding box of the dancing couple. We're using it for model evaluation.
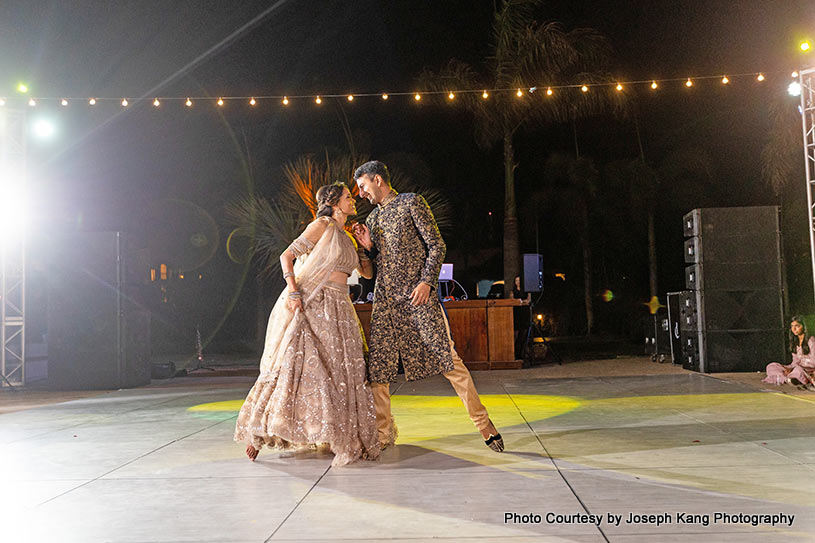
[234,161,504,466]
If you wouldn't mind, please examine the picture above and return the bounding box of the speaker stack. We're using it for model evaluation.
[679,207,785,372]
[47,232,152,389]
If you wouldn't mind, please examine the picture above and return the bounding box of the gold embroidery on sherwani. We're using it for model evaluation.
[366,193,454,382]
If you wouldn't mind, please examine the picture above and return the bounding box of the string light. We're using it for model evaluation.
[3,71,785,111]
[792,71,799,78]
[801,41,811,52]
[0,98,5,106]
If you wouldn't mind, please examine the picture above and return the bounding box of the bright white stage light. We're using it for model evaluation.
[789,81,802,97]
[32,118,56,140]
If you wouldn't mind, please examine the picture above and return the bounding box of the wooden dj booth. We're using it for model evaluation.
[353,299,524,371]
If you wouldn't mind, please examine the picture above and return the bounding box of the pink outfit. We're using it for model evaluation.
[763,336,815,385]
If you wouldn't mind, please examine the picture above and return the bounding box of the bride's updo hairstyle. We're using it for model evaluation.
[315,182,347,219]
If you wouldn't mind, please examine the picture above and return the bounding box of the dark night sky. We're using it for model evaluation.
[2,0,814,342]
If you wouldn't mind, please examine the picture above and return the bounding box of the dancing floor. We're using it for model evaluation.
[2,358,814,542]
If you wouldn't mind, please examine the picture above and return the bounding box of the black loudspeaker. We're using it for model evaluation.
[681,207,785,372]
[523,253,543,293]
[47,232,151,389]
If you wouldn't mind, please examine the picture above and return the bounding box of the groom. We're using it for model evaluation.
[352,160,504,452]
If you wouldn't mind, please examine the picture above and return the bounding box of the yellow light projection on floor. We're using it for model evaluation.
[189,391,815,505]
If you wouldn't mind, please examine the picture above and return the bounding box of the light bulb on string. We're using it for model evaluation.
[721,76,729,84]
[60,98,68,106]
[792,71,799,78]
[546,87,553,96]
[153,98,160,107]
[282,96,289,105]
[651,81,658,90]
[516,88,523,97]
[482,90,489,99]
[448,92,455,100]
[581,85,588,92]
[801,41,811,52]
[217,98,224,106]
[615,83,623,91]
[186,98,193,107]
[315,96,322,104]
[28,98,36,106]
[0,98,6,106]
[757,73,765,82]
[685,78,693,87]
[89,98,97,105]
[381,93,389,100]
[121,98,128,107]
[249,97,256,106]
[347,95,354,101]
[414,93,421,101]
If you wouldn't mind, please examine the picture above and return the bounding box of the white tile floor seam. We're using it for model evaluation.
[3,369,814,542]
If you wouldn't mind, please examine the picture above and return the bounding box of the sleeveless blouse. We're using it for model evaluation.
[287,218,359,275]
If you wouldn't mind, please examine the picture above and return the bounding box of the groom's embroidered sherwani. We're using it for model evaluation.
[365,193,454,382]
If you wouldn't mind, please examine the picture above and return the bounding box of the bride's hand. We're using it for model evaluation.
[352,224,372,250]
[287,297,303,312]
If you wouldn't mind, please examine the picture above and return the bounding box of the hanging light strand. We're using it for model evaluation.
[3,71,782,108]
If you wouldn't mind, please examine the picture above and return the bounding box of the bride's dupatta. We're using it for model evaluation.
[258,218,346,375]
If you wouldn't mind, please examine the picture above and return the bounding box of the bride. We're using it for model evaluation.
[234,183,380,466]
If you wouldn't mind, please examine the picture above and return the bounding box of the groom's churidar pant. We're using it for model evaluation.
[370,312,490,444]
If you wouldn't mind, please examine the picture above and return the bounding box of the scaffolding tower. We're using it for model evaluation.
[0,108,26,387]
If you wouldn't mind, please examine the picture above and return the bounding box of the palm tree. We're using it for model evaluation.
[419,0,619,296]
[225,151,453,281]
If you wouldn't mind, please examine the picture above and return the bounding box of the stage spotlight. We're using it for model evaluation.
[789,81,802,97]
[32,118,56,140]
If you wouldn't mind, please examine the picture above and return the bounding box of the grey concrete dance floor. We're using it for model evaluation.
[2,361,814,542]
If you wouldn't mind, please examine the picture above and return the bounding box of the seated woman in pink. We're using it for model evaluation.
[764,316,815,391]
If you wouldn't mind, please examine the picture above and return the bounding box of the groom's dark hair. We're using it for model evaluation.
[353,160,391,186]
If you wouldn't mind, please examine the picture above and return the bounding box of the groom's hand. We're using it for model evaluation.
[352,224,373,250]
[410,282,431,306]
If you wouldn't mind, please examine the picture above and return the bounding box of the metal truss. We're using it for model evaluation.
[0,108,26,387]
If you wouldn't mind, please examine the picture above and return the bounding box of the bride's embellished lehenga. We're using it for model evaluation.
[234,217,380,466]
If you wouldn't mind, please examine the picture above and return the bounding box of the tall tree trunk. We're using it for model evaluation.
[581,202,594,336]
[503,132,520,297]
[647,208,658,298]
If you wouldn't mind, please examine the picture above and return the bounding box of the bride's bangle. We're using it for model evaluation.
[283,271,294,280]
